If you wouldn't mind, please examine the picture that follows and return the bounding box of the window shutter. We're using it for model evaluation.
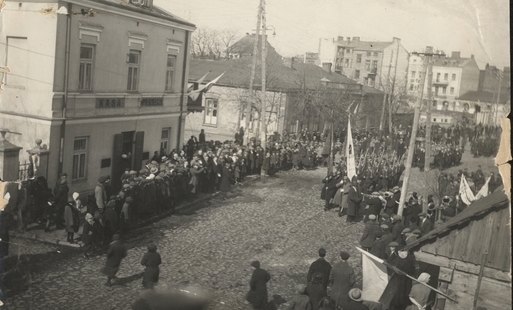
[133,131,145,171]
[111,133,124,191]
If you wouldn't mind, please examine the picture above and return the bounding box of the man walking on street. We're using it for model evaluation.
[101,234,127,286]
[307,248,332,293]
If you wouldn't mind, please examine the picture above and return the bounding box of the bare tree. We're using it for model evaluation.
[219,29,241,59]
[191,27,242,60]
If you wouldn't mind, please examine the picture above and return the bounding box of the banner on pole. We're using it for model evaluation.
[346,119,356,180]
[475,176,491,200]
[459,174,475,205]
[357,247,389,302]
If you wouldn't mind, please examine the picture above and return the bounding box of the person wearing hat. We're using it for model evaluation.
[307,248,332,294]
[64,198,79,243]
[120,197,132,234]
[328,251,354,308]
[386,241,399,259]
[346,176,361,223]
[53,172,68,197]
[360,214,380,251]
[345,288,367,310]
[380,246,416,310]
[370,230,387,259]
[141,242,162,289]
[82,213,96,258]
[283,284,311,310]
[405,229,419,245]
[103,200,118,243]
[95,176,108,213]
[102,234,127,286]
[406,215,420,232]
[151,151,161,164]
[391,214,405,244]
[245,261,271,309]
[54,177,69,230]
[400,228,411,245]
[419,213,433,235]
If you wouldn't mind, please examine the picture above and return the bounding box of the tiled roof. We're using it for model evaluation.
[189,58,362,92]
[228,34,283,60]
[92,0,195,27]
[404,187,509,252]
[458,91,510,103]
[432,57,474,68]
[336,40,394,51]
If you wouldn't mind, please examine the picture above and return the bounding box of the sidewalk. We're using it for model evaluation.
[11,175,260,248]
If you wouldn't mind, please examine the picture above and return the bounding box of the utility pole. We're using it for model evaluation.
[397,46,431,217]
[260,0,267,175]
[244,0,262,144]
[379,51,393,133]
[421,49,445,171]
[495,69,502,125]
[389,40,401,134]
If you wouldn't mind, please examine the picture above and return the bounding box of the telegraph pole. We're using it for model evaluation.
[421,49,445,171]
[244,0,262,143]
[495,69,502,125]
[397,46,431,217]
[379,51,394,133]
[260,0,267,175]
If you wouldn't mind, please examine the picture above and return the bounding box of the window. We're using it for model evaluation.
[373,52,378,56]
[365,60,371,70]
[160,128,171,154]
[444,73,448,81]
[411,71,416,78]
[344,59,349,67]
[452,74,456,81]
[356,54,362,63]
[372,60,378,68]
[79,45,94,90]
[355,70,360,79]
[432,100,437,107]
[72,137,88,180]
[204,98,218,125]
[442,87,446,94]
[127,50,141,91]
[165,55,176,91]
[436,73,441,82]
[450,87,454,94]
[366,51,371,56]
[433,118,437,122]
[409,84,414,91]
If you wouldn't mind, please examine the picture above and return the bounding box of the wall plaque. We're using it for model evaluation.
[140,97,163,107]
[96,98,125,108]
[101,158,111,168]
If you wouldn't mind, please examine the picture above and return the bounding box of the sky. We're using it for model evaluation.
[156,0,510,69]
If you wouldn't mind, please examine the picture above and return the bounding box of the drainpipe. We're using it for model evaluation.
[176,30,189,151]
[58,2,72,175]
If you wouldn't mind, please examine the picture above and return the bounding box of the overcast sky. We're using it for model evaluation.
[157,0,510,69]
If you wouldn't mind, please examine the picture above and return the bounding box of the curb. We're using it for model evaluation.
[11,175,262,249]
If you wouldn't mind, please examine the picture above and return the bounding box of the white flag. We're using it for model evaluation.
[475,176,491,200]
[346,119,356,180]
[357,247,389,302]
[459,174,475,205]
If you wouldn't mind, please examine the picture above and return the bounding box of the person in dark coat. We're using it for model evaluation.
[345,289,368,310]
[363,193,383,222]
[369,230,387,259]
[246,261,271,309]
[379,246,416,310]
[347,176,361,223]
[54,178,69,229]
[306,273,326,310]
[102,234,127,286]
[418,213,433,235]
[328,251,354,309]
[219,162,232,198]
[391,215,404,243]
[360,214,379,251]
[103,200,118,243]
[141,242,162,289]
[307,248,332,293]
[82,213,96,258]
[64,201,77,243]
[199,129,206,144]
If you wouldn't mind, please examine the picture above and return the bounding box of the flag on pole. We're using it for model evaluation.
[357,247,389,302]
[346,119,356,180]
[188,72,225,101]
[187,71,211,92]
[459,174,475,205]
[475,176,491,200]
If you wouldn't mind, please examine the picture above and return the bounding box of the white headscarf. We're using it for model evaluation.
[417,272,431,283]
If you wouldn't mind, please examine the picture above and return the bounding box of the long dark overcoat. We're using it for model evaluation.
[347,185,360,217]
[219,166,231,192]
[246,268,271,309]
[328,261,354,308]
[102,240,127,277]
[141,251,162,285]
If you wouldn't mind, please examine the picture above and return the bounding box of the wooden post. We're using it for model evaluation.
[260,0,267,176]
[424,54,433,171]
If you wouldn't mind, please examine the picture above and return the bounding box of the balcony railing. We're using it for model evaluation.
[433,80,449,86]
[367,67,377,75]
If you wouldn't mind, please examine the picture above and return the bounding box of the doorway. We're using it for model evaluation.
[122,131,135,169]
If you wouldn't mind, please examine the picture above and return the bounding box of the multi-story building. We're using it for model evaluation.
[0,0,195,192]
[478,64,510,101]
[318,36,409,90]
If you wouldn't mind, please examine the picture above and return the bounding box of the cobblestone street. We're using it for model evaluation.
[5,167,366,310]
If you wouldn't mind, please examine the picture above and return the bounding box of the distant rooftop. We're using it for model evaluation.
[334,36,400,51]
[458,90,510,104]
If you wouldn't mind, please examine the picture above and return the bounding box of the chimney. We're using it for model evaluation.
[337,36,344,42]
[451,51,460,58]
[352,37,360,42]
[283,57,296,69]
[393,37,400,44]
[346,37,351,43]
[425,46,433,54]
[322,62,332,74]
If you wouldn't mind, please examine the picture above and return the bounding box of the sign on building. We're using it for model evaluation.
[96,98,125,109]
[140,98,164,107]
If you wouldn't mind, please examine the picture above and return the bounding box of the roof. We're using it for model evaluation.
[92,0,195,28]
[228,34,282,60]
[458,91,510,104]
[336,40,394,51]
[404,188,510,263]
[189,58,364,92]
[431,56,476,68]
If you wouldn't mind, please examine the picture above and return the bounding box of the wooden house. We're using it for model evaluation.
[404,188,511,310]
